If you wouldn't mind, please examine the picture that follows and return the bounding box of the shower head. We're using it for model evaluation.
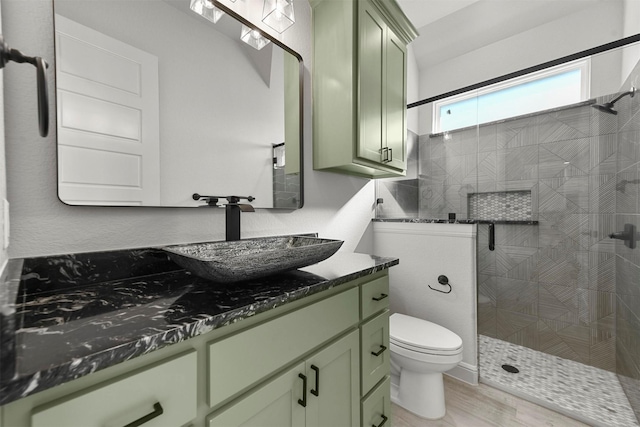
[592,86,635,115]
[592,102,618,115]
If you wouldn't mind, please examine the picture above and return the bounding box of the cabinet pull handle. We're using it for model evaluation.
[372,414,388,427]
[372,293,388,301]
[298,373,307,407]
[123,402,164,427]
[371,345,387,357]
[387,148,393,162]
[379,147,389,162]
[310,364,320,396]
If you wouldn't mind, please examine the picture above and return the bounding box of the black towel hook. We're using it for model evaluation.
[429,275,453,294]
[0,36,49,137]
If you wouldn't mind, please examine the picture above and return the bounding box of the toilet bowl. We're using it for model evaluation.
[389,313,463,420]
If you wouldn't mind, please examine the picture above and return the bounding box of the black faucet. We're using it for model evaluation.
[192,194,255,241]
[224,196,255,241]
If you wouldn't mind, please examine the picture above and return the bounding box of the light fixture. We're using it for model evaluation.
[262,0,295,33]
[241,25,271,50]
[190,0,225,24]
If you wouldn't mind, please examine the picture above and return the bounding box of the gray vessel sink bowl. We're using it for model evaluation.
[163,236,343,283]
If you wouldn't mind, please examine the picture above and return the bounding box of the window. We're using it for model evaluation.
[433,59,590,133]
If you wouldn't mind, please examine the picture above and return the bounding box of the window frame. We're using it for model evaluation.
[432,58,591,134]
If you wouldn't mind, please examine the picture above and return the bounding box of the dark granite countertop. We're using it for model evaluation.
[372,218,539,225]
[0,244,398,406]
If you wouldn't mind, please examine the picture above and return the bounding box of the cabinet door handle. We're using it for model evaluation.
[387,148,392,162]
[298,373,307,407]
[371,345,387,357]
[123,402,164,427]
[310,364,320,396]
[372,414,388,427]
[379,147,389,162]
[372,293,388,301]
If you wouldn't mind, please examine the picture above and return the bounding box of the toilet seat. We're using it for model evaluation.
[390,313,462,355]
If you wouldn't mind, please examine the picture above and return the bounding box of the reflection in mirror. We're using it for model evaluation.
[54,0,303,209]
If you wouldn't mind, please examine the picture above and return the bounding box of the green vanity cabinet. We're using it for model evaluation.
[0,270,394,427]
[30,352,198,427]
[359,272,391,427]
[362,376,392,427]
[312,0,417,178]
[207,287,359,408]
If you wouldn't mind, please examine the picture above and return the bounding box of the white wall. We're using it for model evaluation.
[406,44,419,134]
[2,0,375,258]
[373,222,478,385]
[621,0,640,89]
[416,1,625,136]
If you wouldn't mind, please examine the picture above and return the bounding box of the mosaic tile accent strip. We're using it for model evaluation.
[479,335,639,427]
[469,190,532,221]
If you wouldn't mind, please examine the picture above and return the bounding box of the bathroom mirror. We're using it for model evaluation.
[53,0,303,209]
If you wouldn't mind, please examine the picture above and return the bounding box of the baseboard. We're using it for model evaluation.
[445,362,478,385]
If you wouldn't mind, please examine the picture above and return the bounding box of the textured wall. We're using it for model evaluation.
[2,0,376,258]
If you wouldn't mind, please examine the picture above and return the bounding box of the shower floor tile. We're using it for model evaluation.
[479,335,639,427]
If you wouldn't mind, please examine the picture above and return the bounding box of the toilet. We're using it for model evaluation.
[389,313,463,420]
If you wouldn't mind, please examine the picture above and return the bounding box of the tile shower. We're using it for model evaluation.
[377,69,640,424]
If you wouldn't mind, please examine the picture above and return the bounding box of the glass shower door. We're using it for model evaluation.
[615,78,640,422]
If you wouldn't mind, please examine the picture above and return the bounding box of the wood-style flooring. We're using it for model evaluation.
[392,375,590,427]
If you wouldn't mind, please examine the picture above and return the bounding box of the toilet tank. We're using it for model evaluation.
[372,221,477,385]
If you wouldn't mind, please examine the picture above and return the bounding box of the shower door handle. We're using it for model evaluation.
[488,223,495,251]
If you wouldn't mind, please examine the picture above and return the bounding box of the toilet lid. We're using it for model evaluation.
[390,313,463,353]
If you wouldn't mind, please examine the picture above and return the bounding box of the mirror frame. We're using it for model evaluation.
[53,0,305,209]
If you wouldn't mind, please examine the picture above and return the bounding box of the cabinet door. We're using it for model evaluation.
[32,352,197,427]
[207,362,306,427]
[357,0,385,165]
[305,330,360,427]
[361,310,390,395]
[384,30,407,170]
[361,376,391,427]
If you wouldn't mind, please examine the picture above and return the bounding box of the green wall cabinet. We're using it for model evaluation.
[312,0,417,178]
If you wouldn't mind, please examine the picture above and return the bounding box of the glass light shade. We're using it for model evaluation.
[190,0,225,24]
[240,25,271,50]
[262,0,295,33]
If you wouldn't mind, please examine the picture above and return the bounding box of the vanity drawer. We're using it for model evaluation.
[360,275,389,320]
[208,287,359,407]
[361,310,390,395]
[31,351,197,427]
[361,376,391,427]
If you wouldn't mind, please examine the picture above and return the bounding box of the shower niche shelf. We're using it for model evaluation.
[468,190,533,223]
